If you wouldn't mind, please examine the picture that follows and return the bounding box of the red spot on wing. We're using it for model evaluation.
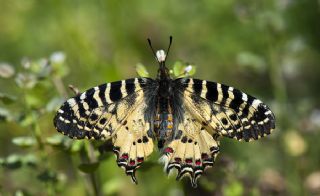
[137,157,144,163]
[185,158,193,164]
[164,147,174,153]
[121,154,129,159]
[129,160,135,166]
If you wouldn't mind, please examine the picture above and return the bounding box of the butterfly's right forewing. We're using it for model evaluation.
[54,78,151,140]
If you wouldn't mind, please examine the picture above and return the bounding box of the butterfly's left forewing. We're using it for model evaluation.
[177,78,275,142]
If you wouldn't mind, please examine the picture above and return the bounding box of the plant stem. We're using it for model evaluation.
[52,76,68,98]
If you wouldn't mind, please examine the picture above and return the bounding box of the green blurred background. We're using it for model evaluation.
[1,0,320,195]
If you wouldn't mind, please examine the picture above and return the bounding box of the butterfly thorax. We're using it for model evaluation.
[154,63,174,149]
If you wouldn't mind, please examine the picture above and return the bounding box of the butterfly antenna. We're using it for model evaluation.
[165,36,173,60]
[147,38,158,62]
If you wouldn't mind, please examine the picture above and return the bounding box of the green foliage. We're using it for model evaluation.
[1,0,320,195]
[12,136,36,148]
[172,61,196,78]
[0,93,16,105]
[223,180,244,196]
[78,162,100,174]
[136,63,150,78]
[136,61,196,78]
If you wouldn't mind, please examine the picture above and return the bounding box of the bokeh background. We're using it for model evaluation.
[1,0,320,195]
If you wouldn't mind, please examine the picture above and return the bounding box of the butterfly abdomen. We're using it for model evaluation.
[154,93,175,149]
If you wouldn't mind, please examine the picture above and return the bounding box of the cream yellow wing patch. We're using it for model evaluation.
[111,93,154,183]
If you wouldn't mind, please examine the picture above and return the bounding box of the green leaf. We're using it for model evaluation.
[25,92,43,108]
[136,63,149,77]
[26,58,44,73]
[172,62,196,77]
[70,140,84,153]
[78,162,100,173]
[12,136,36,148]
[37,170,58,183]
[5,154,23,169]
[0,93,16,104]
[23,154,38,167]
[172,61,184,77]
[45,134,66,146]
[18,113,34,127]
[0,107,12,122]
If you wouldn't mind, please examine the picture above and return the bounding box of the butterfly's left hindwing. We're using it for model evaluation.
[54,78,155,183]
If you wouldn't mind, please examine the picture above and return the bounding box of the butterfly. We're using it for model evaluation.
[53,36,275,187]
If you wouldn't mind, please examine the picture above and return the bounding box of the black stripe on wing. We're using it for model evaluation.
[53,78,152,140]
[175,78,276,142]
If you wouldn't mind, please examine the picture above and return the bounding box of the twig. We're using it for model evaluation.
[52,76,68,98]
[68,84,80,95]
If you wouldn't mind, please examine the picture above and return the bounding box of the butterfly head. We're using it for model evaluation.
[156,50,166,63]
[147,36,172,80]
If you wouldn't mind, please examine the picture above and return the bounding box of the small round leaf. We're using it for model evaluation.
[136,63,149,77]
[12,137,36,148]
[0,93,16,104]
